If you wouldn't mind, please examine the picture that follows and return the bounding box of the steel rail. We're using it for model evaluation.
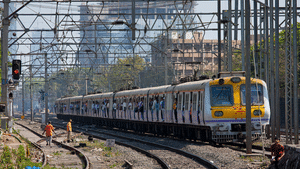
[52,121,219,169]
[12,128,48,168]
[15,122,90,169]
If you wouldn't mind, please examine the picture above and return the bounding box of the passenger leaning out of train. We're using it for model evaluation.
[149,98,154,121]
[160,98,165,122]
[270,137,284,169]
[173,100,178,123]
[189,101,193,123]
[113,100,117,119]
[154,97,159,121]
[139,98,144,120]
[128,99,132,119]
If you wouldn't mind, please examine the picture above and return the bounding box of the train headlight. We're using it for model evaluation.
[253,110,262,116]
[231,77,241,83]
[219,79,224,85]
[214,111,223,117]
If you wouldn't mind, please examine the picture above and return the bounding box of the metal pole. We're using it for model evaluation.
[269,0,275,142]
[241,0,245,71]
[285,0,293,144]
[293,0,298,144]
[8,98,12,133]
[275,0,281,141]
[86,75,88,95]
[245,0,252,154]
[218,0,221,73]
[254,0,258,76]
[131,0,136,40]
[30,65,33,121]
[228,0,232,71]
[1,0,9,130]
[165,31,168,85]
[234,0,239,41]
[45,53,49,125]
[264,0,269,87]
[22,74,25,117]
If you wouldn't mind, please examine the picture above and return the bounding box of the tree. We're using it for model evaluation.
[232,23,300,91]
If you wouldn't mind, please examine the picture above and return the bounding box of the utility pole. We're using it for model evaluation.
[245,0,252,154]
[293,0,298,144]
[217,0,221,73]
[45,53,49,124]
[1,0,10,130]
[30,65,33,121]
[165,30,168,85]
[22,74,25,116]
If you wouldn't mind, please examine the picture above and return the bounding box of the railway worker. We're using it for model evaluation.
[173,100,178,123]
[67,119,72,141]
[270,137,284,169]
[42,121,56,147]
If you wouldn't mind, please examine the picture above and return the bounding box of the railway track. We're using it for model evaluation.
[51,120,219,169]
[15,122,90,169]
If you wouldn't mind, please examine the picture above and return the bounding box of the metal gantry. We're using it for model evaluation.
[0,0,299,144]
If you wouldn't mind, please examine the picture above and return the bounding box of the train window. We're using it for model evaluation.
[210,85,233,106]
[240,84,264,105]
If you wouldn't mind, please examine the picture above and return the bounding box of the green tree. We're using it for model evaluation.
[232,23,300,90]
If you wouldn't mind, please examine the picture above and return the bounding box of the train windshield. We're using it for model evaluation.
[210,85,233,106]
[240,84,264,105]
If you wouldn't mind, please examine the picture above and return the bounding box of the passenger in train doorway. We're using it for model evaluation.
[155,97,159,121]
[113,100,117,119]
[189,101,193,123]
[139,98,144,120]
[160,97,165,122]
[134,99,138,119]
[173,100,178,123]
[102,101,106,117]
[128,98,132,119]
[182,104,185,123]
[106,100,110,117]
[123,99,127,119]
[271,137,285,169]
[149,98,154,121]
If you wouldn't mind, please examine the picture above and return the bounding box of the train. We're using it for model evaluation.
[55,71,270,143]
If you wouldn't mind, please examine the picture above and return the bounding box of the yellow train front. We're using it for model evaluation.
[204,73,270,143]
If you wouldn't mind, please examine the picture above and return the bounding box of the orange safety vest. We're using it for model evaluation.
[44,124,54,137]
[67,122,72,132]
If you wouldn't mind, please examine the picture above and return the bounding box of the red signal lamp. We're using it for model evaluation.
[14,69,19,74]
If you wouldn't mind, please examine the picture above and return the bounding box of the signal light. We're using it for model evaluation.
[12,60,21,80]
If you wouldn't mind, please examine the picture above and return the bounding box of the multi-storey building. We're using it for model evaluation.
[78,2,195,68]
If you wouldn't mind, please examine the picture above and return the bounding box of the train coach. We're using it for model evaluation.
[56,71,270,143]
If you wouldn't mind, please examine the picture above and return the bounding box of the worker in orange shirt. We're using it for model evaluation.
[42,121,56,147]
[67,119,72,142]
